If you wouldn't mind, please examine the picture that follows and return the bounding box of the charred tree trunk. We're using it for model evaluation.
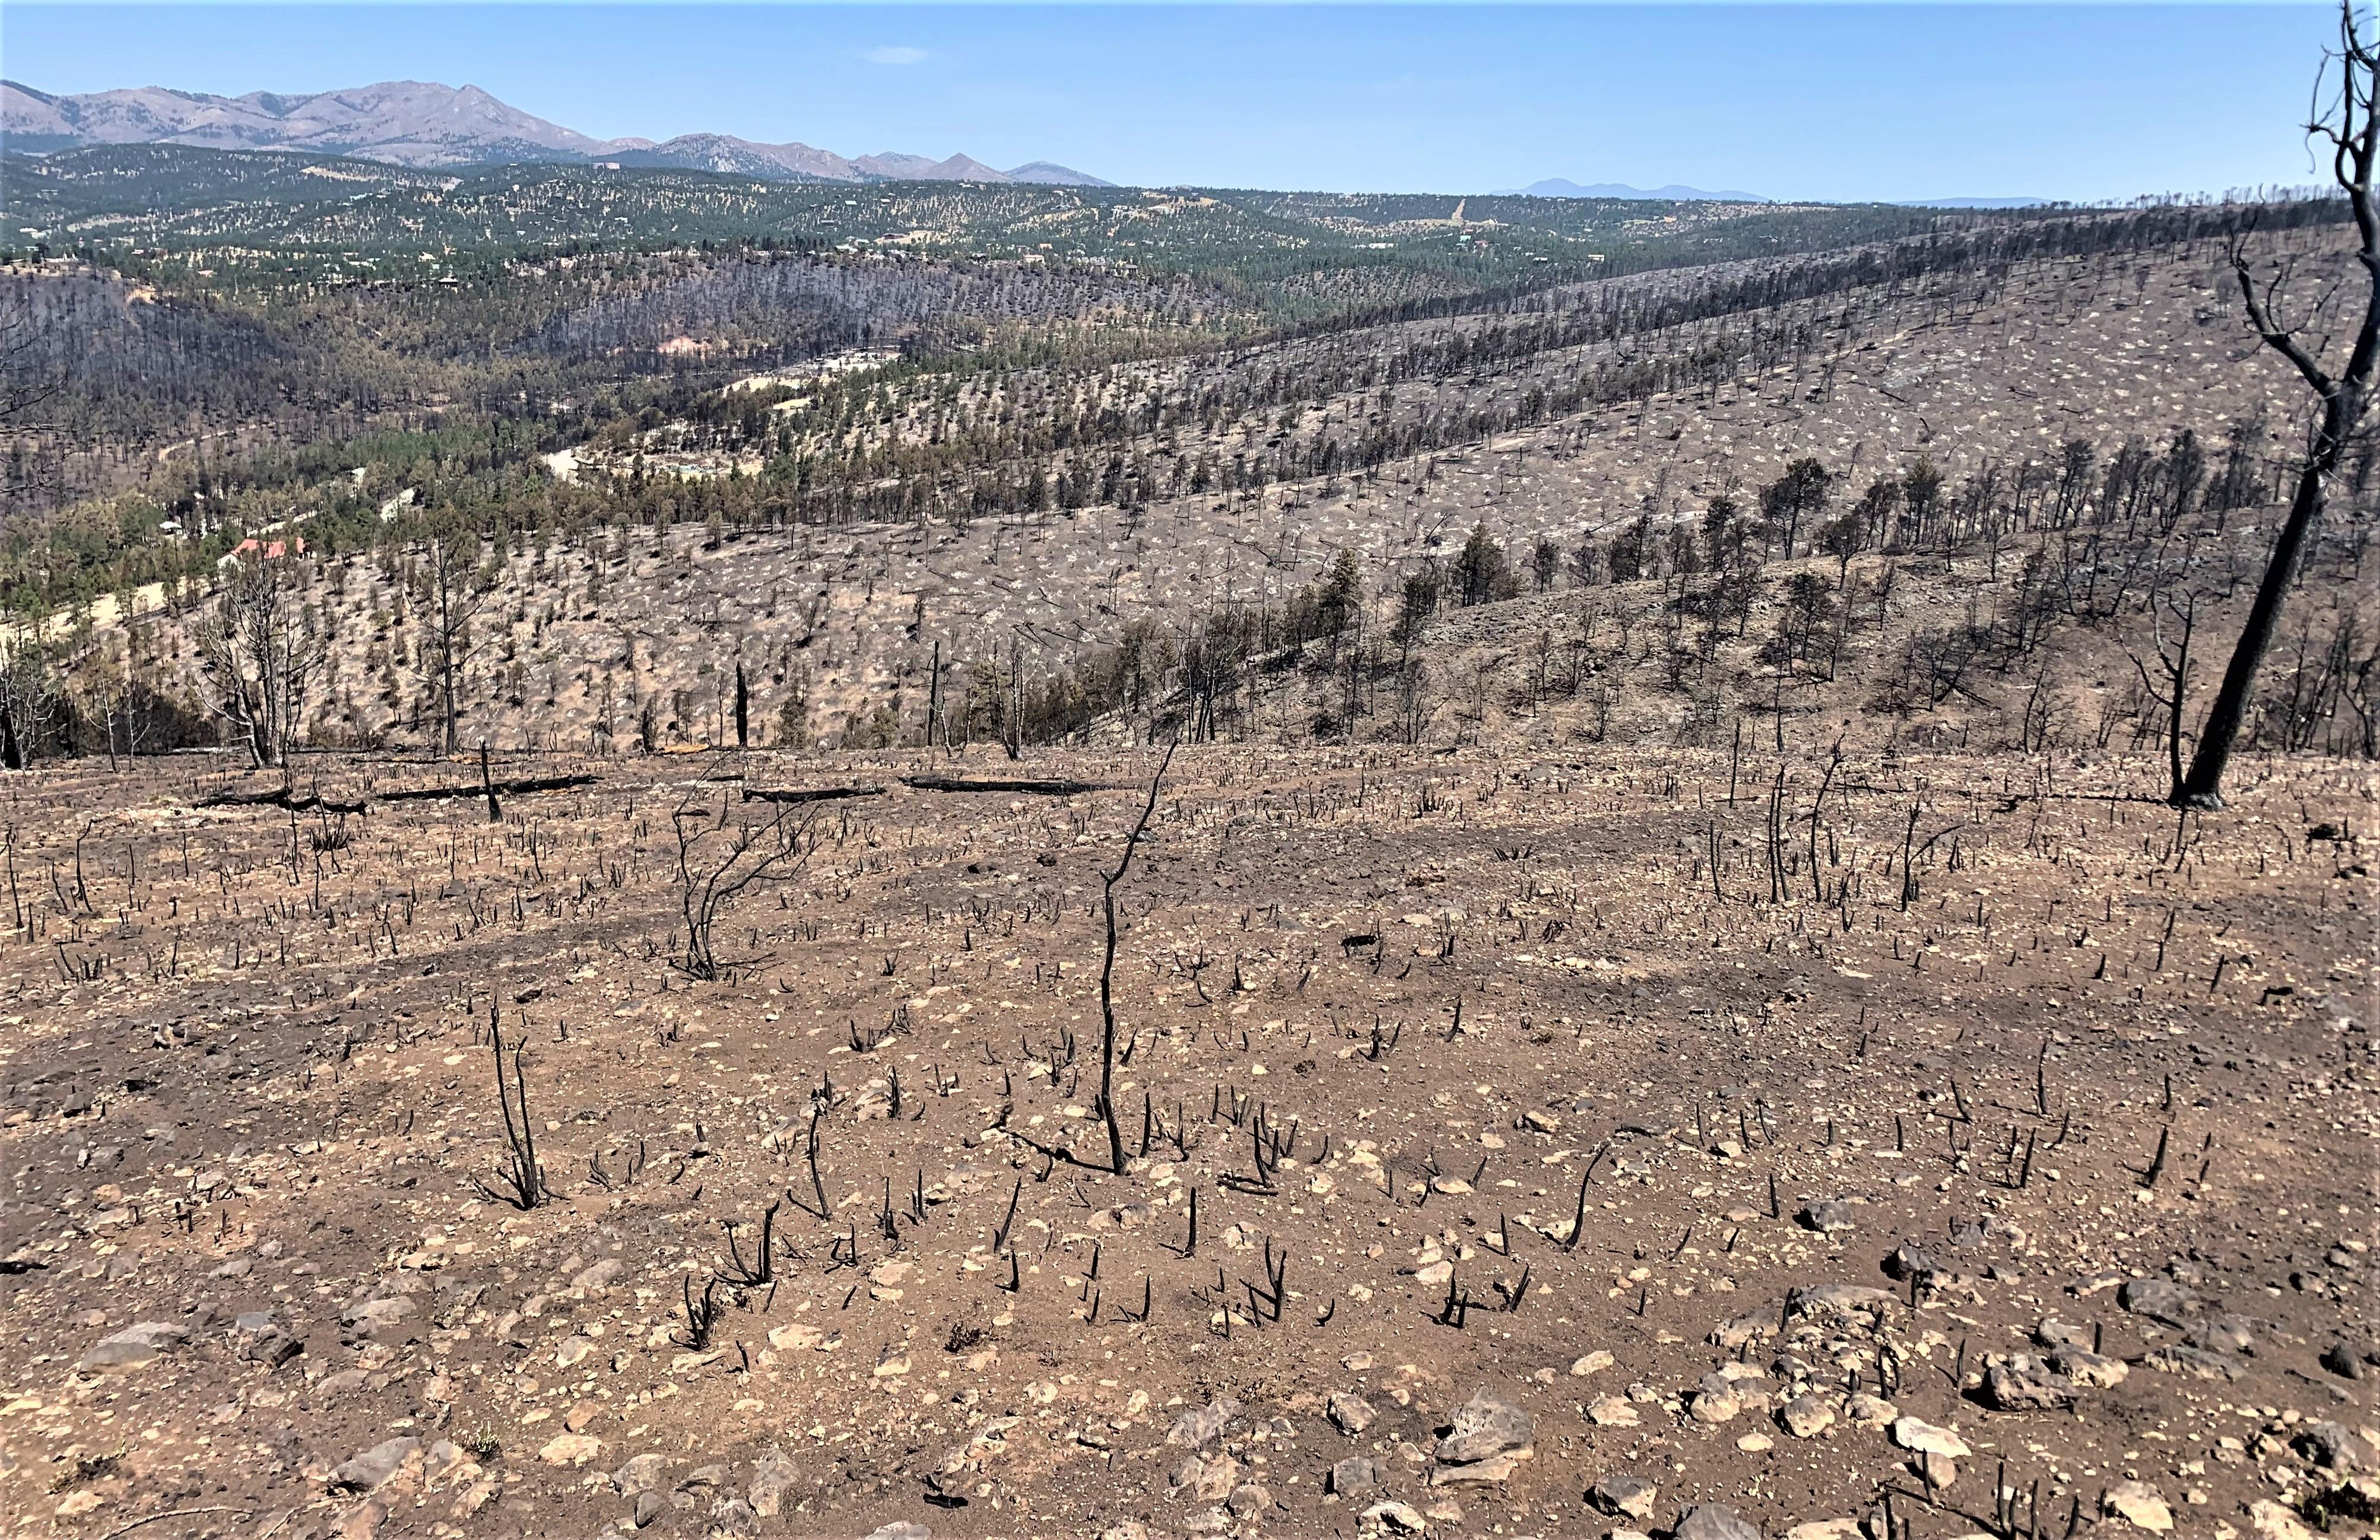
[2181,1,2380,808]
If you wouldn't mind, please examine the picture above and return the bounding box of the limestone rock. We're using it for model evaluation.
[76,1321,189,1371]
[1171,1453,1242,1503]
[1781,1394,1836,1439]
[1675,1504,1763,1540]
[747,1446,799,1516]
[1331,1455,1384,1495]
[1167,1398,1244,1449]
[1983,1358,2077,1411]
[2102,1481,2172,1532]
[2116,1278,2199,1326]
[1891,1418,1970,1459]
[1329,1392,1378,1435]
[1797,1201,1857,1234]
[1589,1474,1658,1520]
[2138,1344,2239,1382]
[1432,1389,1534,1465]
[1359,1501,1430,1535]
[1588,1395,1641,1428]
[1690,1374,1744,1424]
[329,1437,421,1493]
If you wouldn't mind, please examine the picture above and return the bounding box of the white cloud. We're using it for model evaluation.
[864,46,928,66]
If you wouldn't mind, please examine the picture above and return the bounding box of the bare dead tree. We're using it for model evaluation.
[1096,741,1176,1173]
[2126,589,2198,803]
[2183,0,2380,806]
[671,795,814,980]
[196,554,326,769]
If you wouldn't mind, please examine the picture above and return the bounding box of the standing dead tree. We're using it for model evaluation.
[2126,589,2198,803]
[1097,741,1176,1173]
[2183,0,2380,806]
[670,795,814,981]
[197,553,326,770]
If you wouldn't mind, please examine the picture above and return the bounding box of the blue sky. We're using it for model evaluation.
[2,4,2333,200]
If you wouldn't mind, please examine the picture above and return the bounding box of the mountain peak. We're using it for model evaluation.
[1,77,1108,187]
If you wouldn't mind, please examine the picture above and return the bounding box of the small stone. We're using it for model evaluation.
[1884,1241,1945,1280]
[2033,1317,2093,1350]
[612,1453,669,1496]
[1797,1201,1857,1234]
[2185,1317,2255,1355]
[747,1446,799,1516]
[1359,1500,1430,1536]
[2102,1482,2173,1532]
[632,1491,667,1529]
[1433,1389,1534,1464]
[1589,1474,1658,1520]
[1892,1418,1971,1459]
[1737,1433,1774,1453]
[2052,1348,2128,1388]
[329,1437,421,1493]
[2116,1278,2199,1326]
[1787,1284,1896,1319]
[2322,1342,2367,1380]
[1785,1523,1861,1540]
[1172,1452,1243,1503]
[1690,1373,1743,1424]
[2138,1345,2239,1382]
[1571,1350,1616,1377]
[1844,1394,1898,1428]
[1329,1392,1378,1434]
[1781,1394,1836,1439]
[1331,1455,1384,1495]
[1913,1452,1957,1490]
[75,1321,190,1371]
[1167,1398,1244,1448]
[1430,1447,1530,1486]
[1229,1482,1272,1518]
[2250,1500,2319,1540]
[572,1256,624,1291]
[537,1433,602,1468]
[1588,1395,1641,1427]
[1675,1503,1763,1540]
[864,1525,931,1540]
[1984,1358,2077,1410]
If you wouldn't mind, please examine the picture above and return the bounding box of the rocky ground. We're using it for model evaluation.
[0,735,2369,1540]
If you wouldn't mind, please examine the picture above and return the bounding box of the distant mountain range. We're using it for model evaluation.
[1505,178,1769,202]
[0,78,1113,187]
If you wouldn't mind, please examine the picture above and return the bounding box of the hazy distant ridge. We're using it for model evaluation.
[1505,177,1769,202]
[0,77,1113,187]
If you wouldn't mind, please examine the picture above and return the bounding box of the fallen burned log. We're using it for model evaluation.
[378,774,600,804]
[741,784,887,805]
[195,785,368,814]
[195,773,597,814]
[901,774,1111,796]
